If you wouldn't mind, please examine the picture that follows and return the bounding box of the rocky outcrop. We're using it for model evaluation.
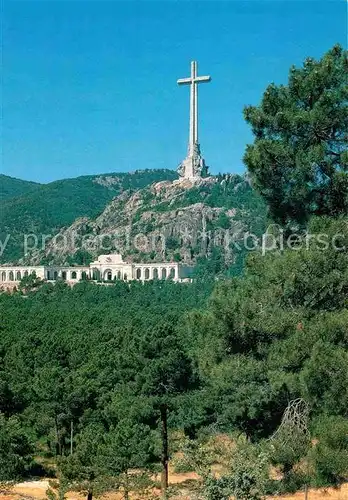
[24,174,266,267]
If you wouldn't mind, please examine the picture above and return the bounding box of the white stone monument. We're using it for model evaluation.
[177,61,211,179]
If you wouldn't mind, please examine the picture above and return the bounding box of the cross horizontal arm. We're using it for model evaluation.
[194,76,211,83]
[177,78,192,85]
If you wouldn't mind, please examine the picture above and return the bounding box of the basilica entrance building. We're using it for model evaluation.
[0,254,192,287]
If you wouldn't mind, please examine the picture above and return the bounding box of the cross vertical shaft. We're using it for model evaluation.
[177,61,211,179]
[178,61,211,157]
[194,62,198,145]
[190,61,196,155]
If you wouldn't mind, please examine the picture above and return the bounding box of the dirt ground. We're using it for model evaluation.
[1,478,347,500]
[267,482,348,500]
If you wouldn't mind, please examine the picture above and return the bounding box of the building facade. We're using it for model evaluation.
[0,254,193,287]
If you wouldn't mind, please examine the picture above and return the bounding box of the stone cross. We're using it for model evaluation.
[177,61,211,179]
[177,61,211,155]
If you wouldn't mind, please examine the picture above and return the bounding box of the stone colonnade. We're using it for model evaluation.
[90,263,178,281]
[0,263,181,283]
[133,265,177,281]
[0,266,46,283]
[44,267,90,281]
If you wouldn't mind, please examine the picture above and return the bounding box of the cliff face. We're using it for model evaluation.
[25,174,267,274]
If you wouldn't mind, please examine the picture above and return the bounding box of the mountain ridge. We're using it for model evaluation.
[0,174,42,201]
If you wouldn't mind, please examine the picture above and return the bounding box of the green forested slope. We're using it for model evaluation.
[0,174,41,201]
[0,169,177,262]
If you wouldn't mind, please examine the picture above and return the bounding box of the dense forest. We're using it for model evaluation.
[0,45,347,499]
[0,175,41,201]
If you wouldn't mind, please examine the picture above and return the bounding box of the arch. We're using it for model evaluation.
[46,271,51,280]
[1,271,6,282]
[123,273,128,281]
[161,268,167,279]
[117,270,122,280]
[103,269,112,281]
[16,271,21,281]
[153,268,159,280]
[92,268,100,280]
[169,267,176,279]
[9,271,14,281]
[71,271,77,280]
[144,268,150,280]
[136,268,142,280]
[81,271,88,280]
[61,271,67,280]
[53,271,58,280]
[24,270,29,277]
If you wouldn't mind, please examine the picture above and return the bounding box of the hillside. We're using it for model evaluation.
[0,175,41,201]
[25,174,267,277]
[0,169,178,263]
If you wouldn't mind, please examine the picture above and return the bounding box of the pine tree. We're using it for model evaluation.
[244,45,348,226]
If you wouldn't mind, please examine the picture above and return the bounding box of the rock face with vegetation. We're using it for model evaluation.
[24,174,267,278]
[0,169,178,264]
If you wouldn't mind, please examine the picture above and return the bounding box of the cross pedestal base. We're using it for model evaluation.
[177,142,208,179]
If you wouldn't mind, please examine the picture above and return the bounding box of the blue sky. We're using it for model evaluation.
[2,0,346,183]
